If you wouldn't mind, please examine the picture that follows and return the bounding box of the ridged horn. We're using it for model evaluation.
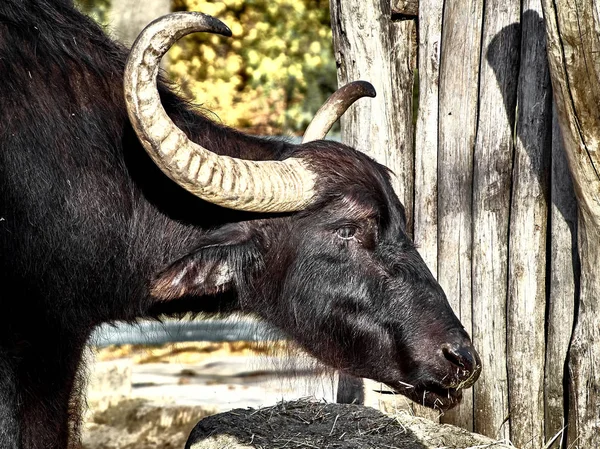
[124,12,316,213]
[302,81,376,143]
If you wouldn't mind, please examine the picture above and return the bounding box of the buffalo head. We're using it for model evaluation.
[127,12,481,410]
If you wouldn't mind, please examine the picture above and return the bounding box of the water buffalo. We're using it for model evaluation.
[0,1,480,448]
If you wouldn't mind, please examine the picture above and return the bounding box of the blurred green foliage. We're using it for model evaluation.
[75,0,337,135]
[170,0,336,135]
[75,0,111,27]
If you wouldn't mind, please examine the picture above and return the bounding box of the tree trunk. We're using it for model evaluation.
[541,0,600,446]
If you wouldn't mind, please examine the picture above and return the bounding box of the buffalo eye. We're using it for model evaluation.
[336,226,357,240]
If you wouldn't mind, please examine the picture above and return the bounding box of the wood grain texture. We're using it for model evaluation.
[542,0,600,446]
[391,0,419,16]
[414,0,442,278]
[542,1,600,222]
[328,1,595,444]
[470,0,521,440]
[568,209,600,448]
[329,0,416,411]
[329,0,415,231]
[436,0,483,433]
[506,3,551,448]
[545,104,577,449]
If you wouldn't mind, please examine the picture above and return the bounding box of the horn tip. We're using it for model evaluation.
[189,11,232,37]
[219,24,233,38]
[355,80,377,98]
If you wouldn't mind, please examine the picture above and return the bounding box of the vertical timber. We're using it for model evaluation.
[545,104,577,448]
[437,0,483,432]
[330,0,598,446]
[470,0,520,439]
[542,0,600,446]
[506,2,552,447]
[329,0,416,408]
[329,0,415,229]
[414,0,442,279]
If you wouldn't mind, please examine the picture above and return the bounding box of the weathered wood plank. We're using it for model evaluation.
[506,3,551,448]
[391,0,419,17]
[568,210,600,447]
[436,0,483,433]
[329,0,416,409]
[414,0,442,277]
[542,0,600,446]
[329,0,415,231]
[469,0,520,440]
[544,104,577,449]
[541,2,600,218]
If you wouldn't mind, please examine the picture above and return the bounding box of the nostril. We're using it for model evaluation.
[441,343,476,373]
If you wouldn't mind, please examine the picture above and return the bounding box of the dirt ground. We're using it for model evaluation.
[83,398,211,449]
[83,341,339,448]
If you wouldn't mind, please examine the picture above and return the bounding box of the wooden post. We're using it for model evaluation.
[542,1,600,446]
[414,0,441,275]
[331,1,598,446]
[329,0,416,408]
[329,0,415,229]
[391,0,419,16]
[545,104,578,448]
[411,0,450,423]
[436,0,484,432]
[335,374,364,405]
[506,3,552,447]
[469,0,523,439]
[412,1,561,445]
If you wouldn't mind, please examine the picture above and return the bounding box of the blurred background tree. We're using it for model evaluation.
[75,0,337,136]
[76,0,111,25]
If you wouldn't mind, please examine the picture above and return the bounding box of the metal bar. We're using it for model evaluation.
[90,320,286,347]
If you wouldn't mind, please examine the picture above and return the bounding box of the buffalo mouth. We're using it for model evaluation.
[378,381,464,411]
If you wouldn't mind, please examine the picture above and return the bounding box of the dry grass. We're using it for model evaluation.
[187,398,516,449]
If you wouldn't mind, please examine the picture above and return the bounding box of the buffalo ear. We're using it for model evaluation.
[150,224,261,300]
[150,249,235,300]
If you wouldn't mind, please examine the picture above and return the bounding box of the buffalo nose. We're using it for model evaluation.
[441,342,480,381]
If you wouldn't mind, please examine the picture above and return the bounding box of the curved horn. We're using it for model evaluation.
[124,12,316,213]
[302,81,376,143]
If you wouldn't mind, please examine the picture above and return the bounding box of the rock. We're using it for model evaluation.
[186,399,515,449]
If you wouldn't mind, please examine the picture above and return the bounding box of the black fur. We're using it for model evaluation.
[0,1,480,448]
